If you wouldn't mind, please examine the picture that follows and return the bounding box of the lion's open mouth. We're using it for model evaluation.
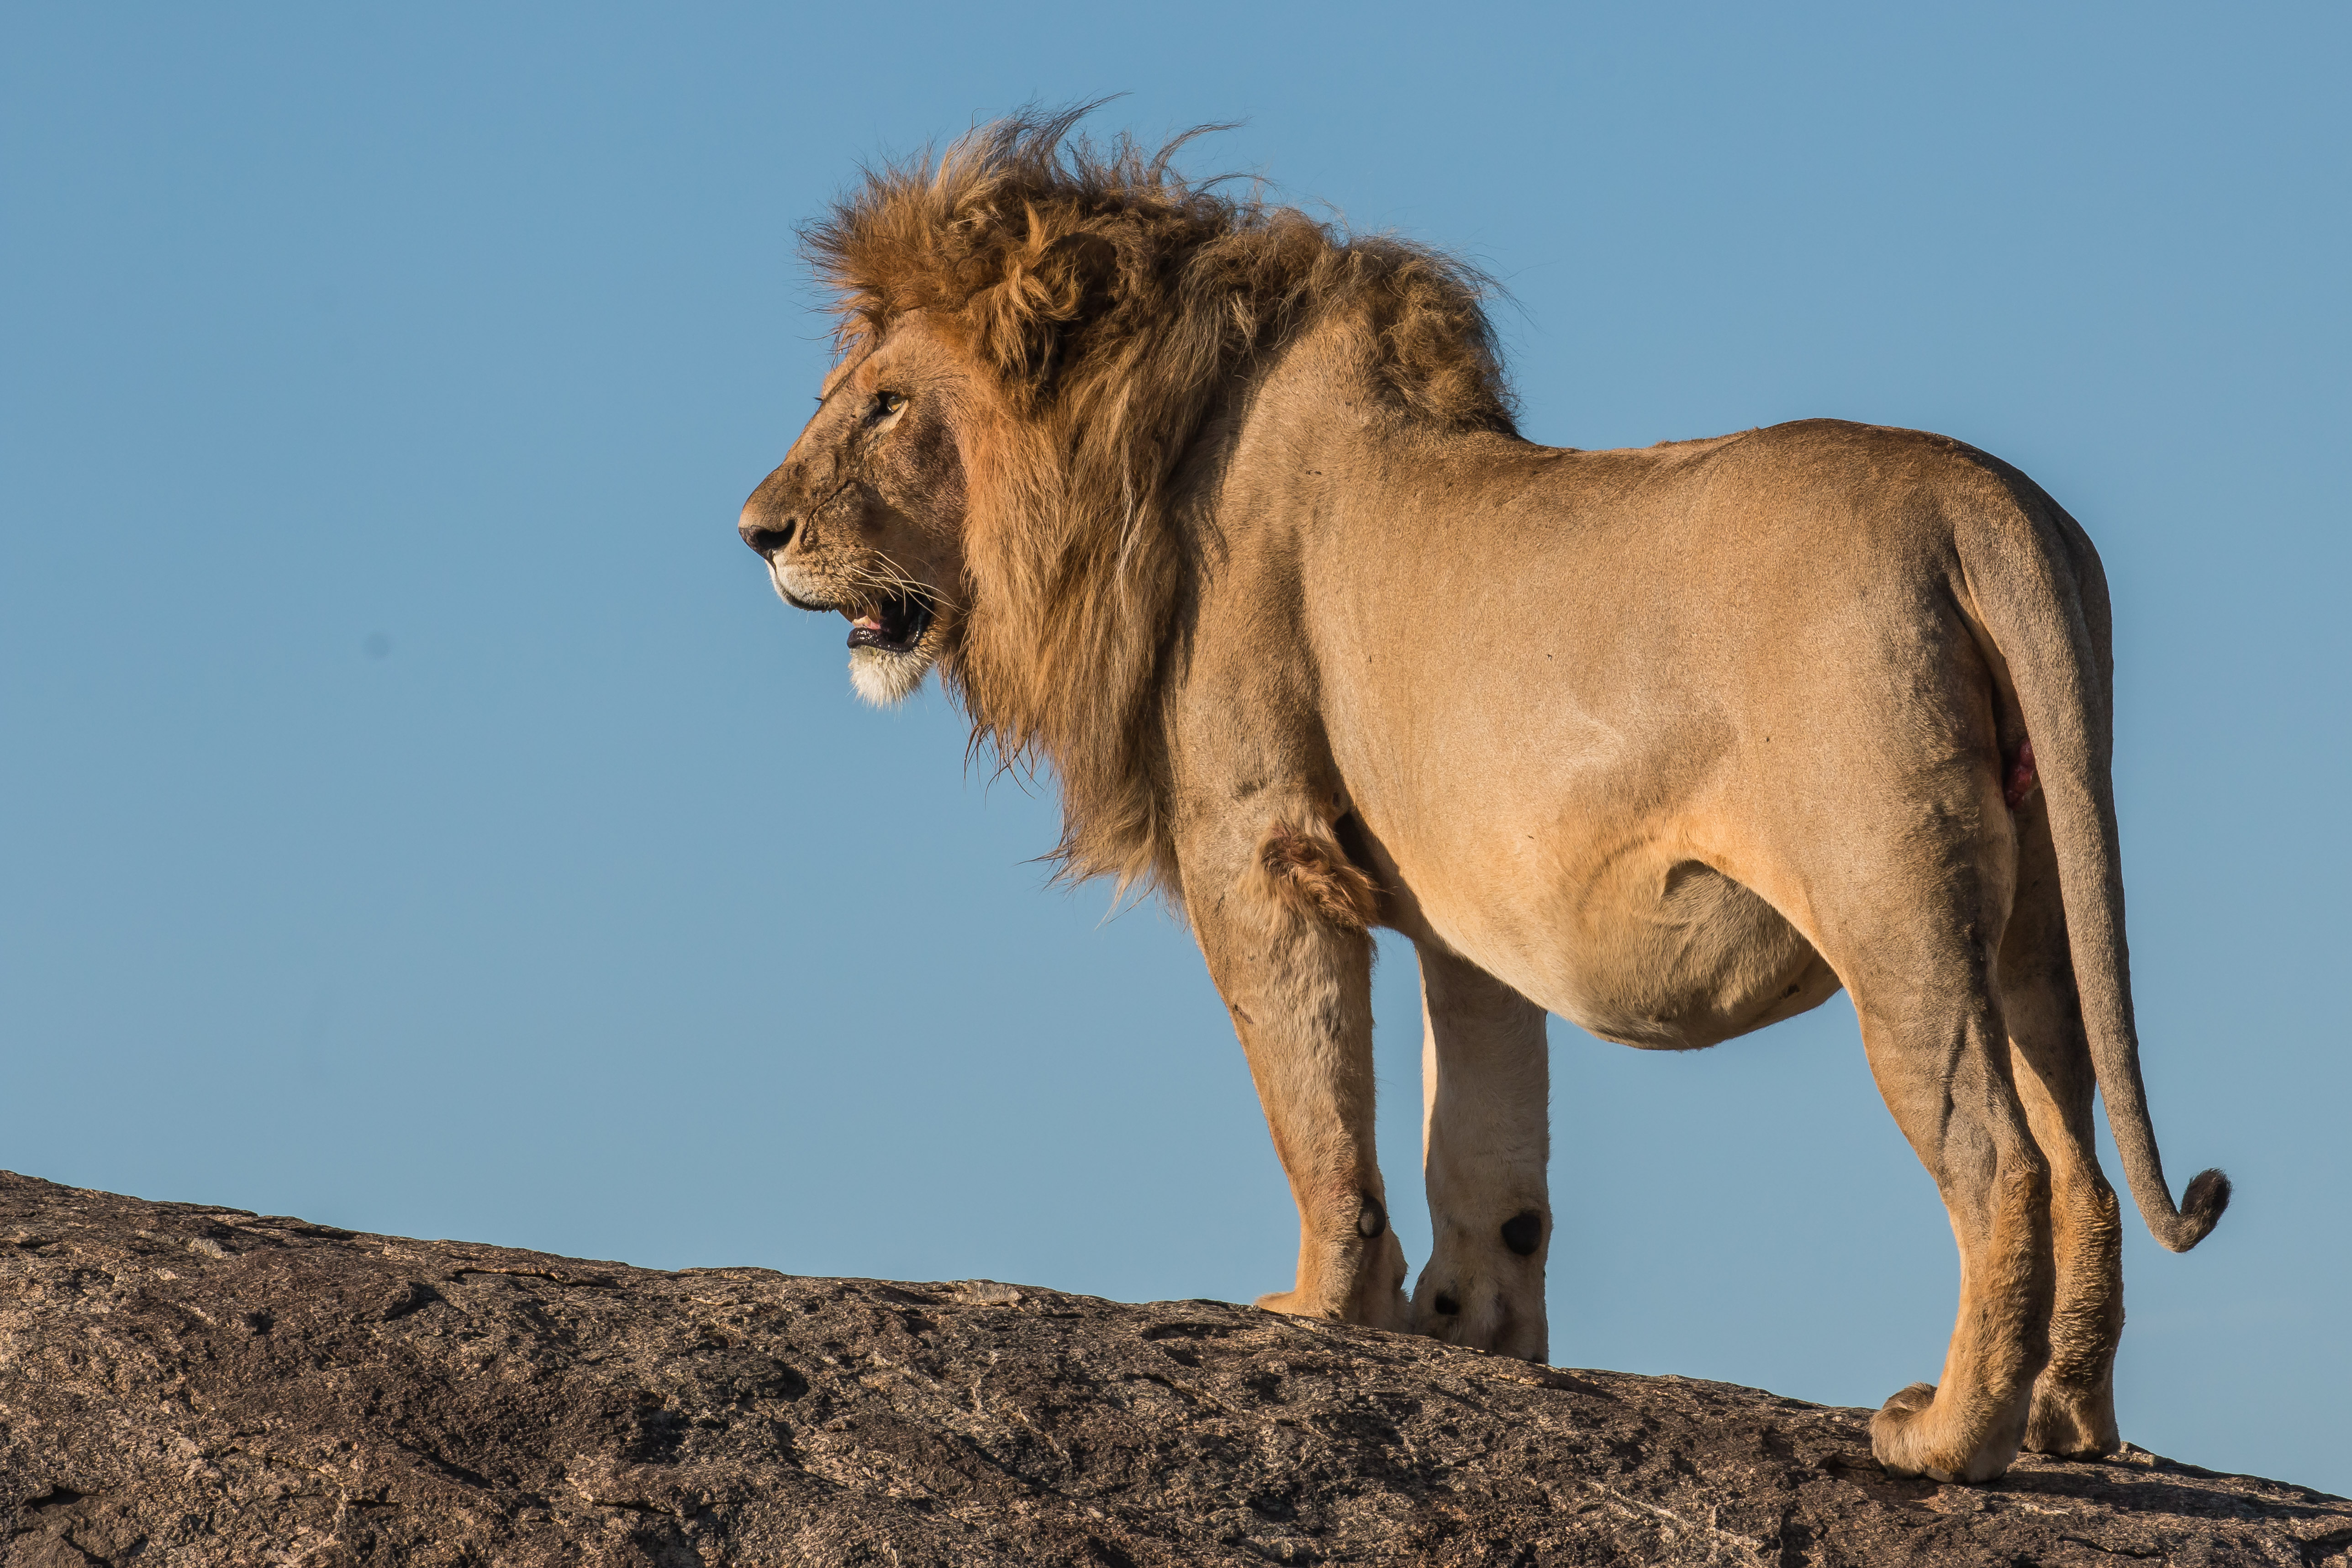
[845,594,932,655]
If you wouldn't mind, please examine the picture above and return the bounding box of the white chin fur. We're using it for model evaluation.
[849,645,931,707]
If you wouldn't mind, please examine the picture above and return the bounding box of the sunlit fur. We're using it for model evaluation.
[848,641,929,707]
[781,110,2231,1487]
[802,106,1514,892]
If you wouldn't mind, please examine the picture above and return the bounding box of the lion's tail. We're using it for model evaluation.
[1962,474,2230,1253]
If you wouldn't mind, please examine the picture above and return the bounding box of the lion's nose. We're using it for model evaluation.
[738,505,796,560]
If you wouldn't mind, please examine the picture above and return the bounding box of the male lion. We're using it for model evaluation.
[738,112,2228,1485]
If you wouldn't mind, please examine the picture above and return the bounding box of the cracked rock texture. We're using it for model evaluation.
[2,1172,2344,1566]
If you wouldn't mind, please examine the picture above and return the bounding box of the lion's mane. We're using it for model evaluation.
[802,107,1517,893]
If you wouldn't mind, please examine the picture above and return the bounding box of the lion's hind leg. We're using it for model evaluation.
[2008,1020,2125,1459]
[1822,875,2054,1484]
[2002,803,2126,1459]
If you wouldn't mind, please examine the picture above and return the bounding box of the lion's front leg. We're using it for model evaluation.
[1187,812,1409,1331]
[1414,943,1551,1361]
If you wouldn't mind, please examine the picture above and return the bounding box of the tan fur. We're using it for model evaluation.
[796,107,1512,892]
[739,113,2227,1485]
[1251,822,1382,930]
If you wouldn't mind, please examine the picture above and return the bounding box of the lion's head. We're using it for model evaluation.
[739,108,1514,886]
[739,314,978,706]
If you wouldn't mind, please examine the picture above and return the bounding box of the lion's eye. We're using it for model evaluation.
[870,391,907,421]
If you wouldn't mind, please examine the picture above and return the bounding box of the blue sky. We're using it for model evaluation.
[4,3,2345,1491]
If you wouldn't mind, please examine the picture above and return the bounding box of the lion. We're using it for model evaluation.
[736,110,2229,1485]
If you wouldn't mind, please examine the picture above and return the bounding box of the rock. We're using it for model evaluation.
[0,1172,2342,1566]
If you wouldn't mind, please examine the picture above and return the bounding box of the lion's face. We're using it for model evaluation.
[739,315,973,705]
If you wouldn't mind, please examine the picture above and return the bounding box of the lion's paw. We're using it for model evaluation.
[1871,1383,1957,1482]
[1252,1249,1412,1333]
[1870,1382,2021,1485]
[2023,1378,2122,1459]
[1412,1270,1546,1361]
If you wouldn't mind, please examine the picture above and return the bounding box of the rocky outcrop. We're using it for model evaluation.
[1,1171,2342,1566]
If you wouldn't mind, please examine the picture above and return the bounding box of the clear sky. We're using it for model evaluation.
[5,2,2345,1493]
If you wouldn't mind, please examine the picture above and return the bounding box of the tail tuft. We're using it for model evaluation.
[2160,1168,2232,1252]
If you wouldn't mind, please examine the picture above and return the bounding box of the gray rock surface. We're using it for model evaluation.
[1,1171,2342,1566]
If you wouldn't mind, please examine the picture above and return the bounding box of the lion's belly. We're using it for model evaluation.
[1410,849,1843,1051]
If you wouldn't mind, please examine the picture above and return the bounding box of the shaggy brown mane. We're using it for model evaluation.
[802,107,1517,893]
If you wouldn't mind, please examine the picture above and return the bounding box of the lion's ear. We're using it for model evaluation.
[973,229,1118,394]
